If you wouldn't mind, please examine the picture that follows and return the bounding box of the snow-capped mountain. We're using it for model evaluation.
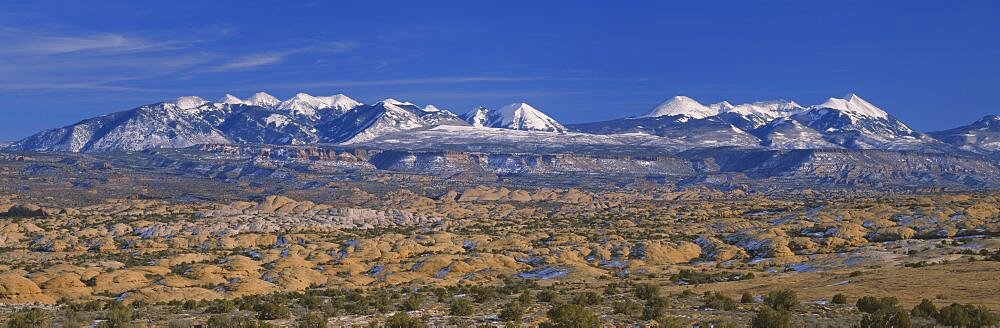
[244,92,281,107]
[8,102,230,152]
[751,118,839,149]
[569,115,761,149]
[642,96,719,119]
[791,94,918,148]
[319,99,431,144]
[417,105,468,126]
[716,100,806,130]
[461,103,567,132]
[277,93,361,120]
[5,91,995,157]
[930,115,1000,157]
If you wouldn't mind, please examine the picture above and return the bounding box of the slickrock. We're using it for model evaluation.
[0,273,55,304]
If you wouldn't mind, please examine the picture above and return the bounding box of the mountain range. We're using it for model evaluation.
[6,92,999,159]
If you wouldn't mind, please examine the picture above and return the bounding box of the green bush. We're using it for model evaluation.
[99,303,134,328]
[831,293,848,305]
[702,292,737,311]
[384,312,428,328]
[400,294,425,311]
[6,308,48,328]
[858,309,911,328]
[856,296,898,314]
[751,307,791,328]
[499,301,525,322]
[539,303,600,328]
[571,291,602,306]
[656,316,690,328]
[642,295,671,321]
[936,303,998,327]
[449,297,474,316]
[255,302,290,320]
[206,314,272,328]
[634,283,660,301]
[537,288,558,303]
[741,292,755,304]
[612,300,643,316]
[206,299,237,313]
[764,289,798,311]
[296,312,328,328]
[910,299,937,318]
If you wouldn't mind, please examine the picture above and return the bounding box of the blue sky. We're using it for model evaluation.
[1,0,999,140]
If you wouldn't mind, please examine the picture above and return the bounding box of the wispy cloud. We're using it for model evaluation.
[285,76,543,88]
[32,33,176,54]
[215,53,288,72]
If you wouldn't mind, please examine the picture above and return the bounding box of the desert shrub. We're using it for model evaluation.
[449,297,474,316]
[207,314,272,328]
[206,299,237,313]
[99,303,134,328]
[702,319,739,328]
[910,299,938,318]
[856,296,898,314]
[571,291,602,306]
[167,320,193,328]
[499,301,525,322]
[400,294,425,311]
[537,288,558,303]
[6,308,48,328]
[751,307,792,328]
[633,283,660,300]
[255,302,290,320]
[831,293,848,305]
[641,295,671,321]
[741,292,755,304]
[517,291,532,305]
[858,309,911,328]
[384,312,428,328]
[539,303,600,328]
[296,312,328,328]
[656,316,690,328]
[703,292,737,310]
[936,303,998,327]
[612,300,643,316]
[764,289,798,311]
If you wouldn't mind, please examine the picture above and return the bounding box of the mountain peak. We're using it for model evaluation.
[217,94,246,105]
[815,93,888,119]
[174,96,208,110]
[644,96,718,119]
[245,92,280,107]
[380,98,415,106]
[423,105,442,112]
[495,102,567,132]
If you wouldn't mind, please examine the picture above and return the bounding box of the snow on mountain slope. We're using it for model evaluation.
[244,92,281,107]
[217,94,247,105]
[320,99,430,144]
[461,103,567,132]
[814,93,888,119]
[791,94,918,148]
[277,93,362,120]
[174,96,209,110]
[418,105,468,126]
[3,91,980,155]
[752,118,840,149]
[461,107,491,127]
[569,116,761,149]
[9,103,231,152]
[643,96,719,119]
[219,107,319,145]
[358,124,688,153]
[930,115,1000,156]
